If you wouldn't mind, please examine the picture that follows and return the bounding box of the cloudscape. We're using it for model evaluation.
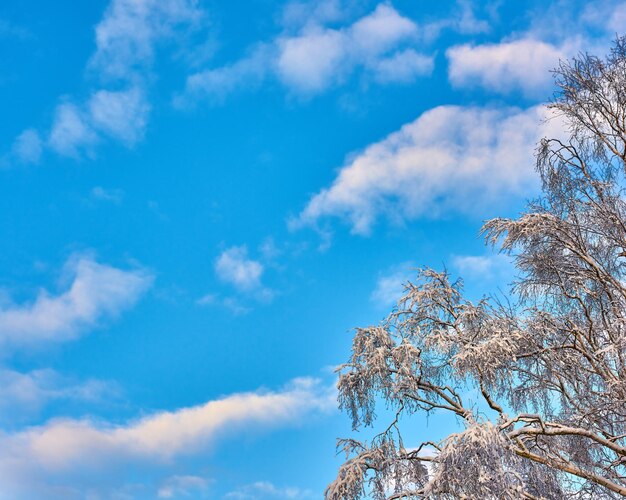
[1,0,625,498]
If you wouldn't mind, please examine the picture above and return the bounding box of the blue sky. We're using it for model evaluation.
[0,0,623,498]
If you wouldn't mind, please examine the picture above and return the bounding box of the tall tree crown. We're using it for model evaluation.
[327,37,626,499]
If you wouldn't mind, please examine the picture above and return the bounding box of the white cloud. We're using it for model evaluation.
[370,263,414,308]
[11,0,204,162]
[452,254,511,278]
[280,0,346,29]
[12,129,42,164]
[215,246,264,292]
[347,3,418,56]
[371,256,514,309]
[454,0,490,35]
[295,105,565,234]
[446,38,568,96]
[177,45,272,106]
[90,0,203,81]
[451,253,516,297]
[196,293,251,315]
[180,3,433,102]
[157,475,212,498]
[276,3,434,92]
[0,369,114,423]
[443,0,626,98]
[370,48,434,84]
[195,293,218,306]
[276,28,347,93]
[48,86,149,158]
[91,186,124,204]
[0,377,334,497]
[225,480,314,499]
[88,87,150,144]
[48,103,98,158]
[0,255,153,348]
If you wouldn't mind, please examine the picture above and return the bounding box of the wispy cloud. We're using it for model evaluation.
[370,263,415,308]
[87,87,150,144]
[0,254,153,349]
[225,480,315,499]
[11,129,42,164]
[46,87,150,160]
[279,0,347,29]
[157,475,212,498]
[0,19,31,40]
[177,4,434,105]
[0,377,334,497]
[196,293,251,316]
[89,0,203,82]
[8,0,205,164]
[90,186,125,204]
[451,254,515,297]
[48,102,99,158]
[294,105,565,235]
[369,48,434,84]
[0,368,116,424]
[452,254,513,280]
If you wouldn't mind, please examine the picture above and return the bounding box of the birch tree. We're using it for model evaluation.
[327,38,626,499]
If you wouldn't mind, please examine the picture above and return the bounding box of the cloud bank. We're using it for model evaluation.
[0,377,334,498]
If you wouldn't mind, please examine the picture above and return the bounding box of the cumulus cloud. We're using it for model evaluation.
[446,38,568,96]
[444,0,626,98]
[0,377,334,497]
[0,255,153,348]
[295,105,565,235]
[225,480,314,499]
[275,3,424,93]
[179,3,433,103]
[215,246,264,292]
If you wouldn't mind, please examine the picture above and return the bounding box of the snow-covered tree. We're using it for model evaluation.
[327,38,626,499]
